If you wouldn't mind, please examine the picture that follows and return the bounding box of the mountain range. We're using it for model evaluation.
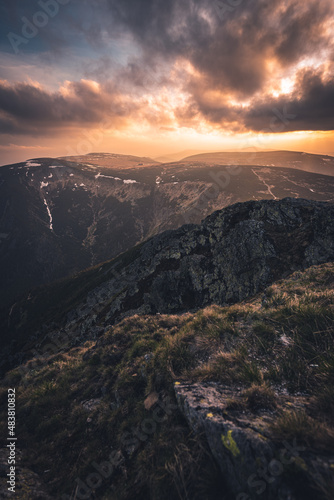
[1,151,334,310]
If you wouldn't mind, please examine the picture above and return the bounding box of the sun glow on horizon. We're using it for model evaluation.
[0,0,333,166]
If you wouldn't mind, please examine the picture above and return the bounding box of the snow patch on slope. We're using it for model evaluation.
[43,198,53,231]
[25,161,41,167]
[95,173,122,181]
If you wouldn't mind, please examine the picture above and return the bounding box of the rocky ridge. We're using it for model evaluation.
[3,197,334,374]
[50,197,334,331]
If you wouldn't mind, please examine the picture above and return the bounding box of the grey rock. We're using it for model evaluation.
[174,382,333,500]
[62,198,334,335]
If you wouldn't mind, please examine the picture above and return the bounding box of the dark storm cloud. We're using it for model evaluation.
[0,80,137,135]
[1,66,332,135]
[0,0,110,55]
[105,0,333,96]
[177,67,334,133]
[1,0,333,82]
[0,0,333,135]
[243,70,334,132]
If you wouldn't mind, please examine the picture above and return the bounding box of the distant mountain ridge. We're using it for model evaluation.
[59,152,161,168]
[182,150,334,176]
[1,151,334,307]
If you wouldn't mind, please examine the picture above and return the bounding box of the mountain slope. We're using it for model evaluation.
[182,150,334,176]
[2,198,334,374]
[60,152,160,169]
[1,262,333,499]
[1,153,334,307]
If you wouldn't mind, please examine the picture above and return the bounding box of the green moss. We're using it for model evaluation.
[221,430,240,458]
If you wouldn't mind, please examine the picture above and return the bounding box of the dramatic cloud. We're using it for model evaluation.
[0,0,333,161]
[0,79,139,135]
[105,0,333,94]
[243,69,334,132]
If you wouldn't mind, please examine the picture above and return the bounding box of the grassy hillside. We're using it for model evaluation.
[0,263,333,499]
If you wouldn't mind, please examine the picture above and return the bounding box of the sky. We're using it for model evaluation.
[0,0,333,165]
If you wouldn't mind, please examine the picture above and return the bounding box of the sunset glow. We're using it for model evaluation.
[0,0,333,165]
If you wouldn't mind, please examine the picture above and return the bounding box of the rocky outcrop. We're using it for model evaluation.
[66,198,334,331]
[3,198,334,371]
[174,383,333,500]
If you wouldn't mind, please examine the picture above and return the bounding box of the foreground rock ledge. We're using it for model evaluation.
[174,382,333,500]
